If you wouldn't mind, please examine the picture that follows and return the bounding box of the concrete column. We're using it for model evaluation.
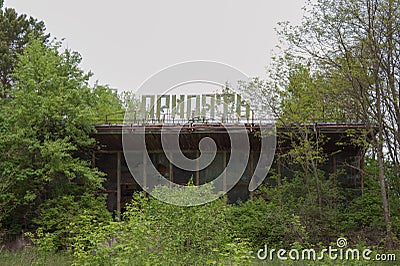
[196,150,200,185]
[169,152,173,187]
[223,151,227,191]
[250,151,254,199]
[117,152,121,218]
[143,152,147,191]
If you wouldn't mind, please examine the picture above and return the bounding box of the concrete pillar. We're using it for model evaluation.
[117,152,121,219]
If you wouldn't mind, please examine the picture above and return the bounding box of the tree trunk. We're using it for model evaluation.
[376,74,394,249]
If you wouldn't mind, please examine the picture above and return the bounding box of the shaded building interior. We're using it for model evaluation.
[93,123,367,213]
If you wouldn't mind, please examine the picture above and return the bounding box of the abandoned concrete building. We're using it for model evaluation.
[93,122,367,213]
[91,92,368,213]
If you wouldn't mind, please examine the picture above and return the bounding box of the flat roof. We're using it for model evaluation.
[92,123,369,152]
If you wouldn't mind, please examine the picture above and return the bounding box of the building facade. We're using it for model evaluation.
[93,123,367,213]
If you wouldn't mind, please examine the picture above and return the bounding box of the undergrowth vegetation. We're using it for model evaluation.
[22,178,399,265]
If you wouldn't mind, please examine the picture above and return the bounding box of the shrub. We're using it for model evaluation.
[228,197,307,249]
[27,193,112,253]
[71,184,255,265]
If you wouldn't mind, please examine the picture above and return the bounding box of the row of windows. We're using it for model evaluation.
[96,151,361,212]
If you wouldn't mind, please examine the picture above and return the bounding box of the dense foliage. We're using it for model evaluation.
[1,1,400,265]
[30,184,254,265]
[0,3,48,98]
[0,33,122,239]
[272,0,400,249]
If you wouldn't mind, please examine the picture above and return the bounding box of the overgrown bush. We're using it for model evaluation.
[69,184,254,265]
[228,197,307,250]
[233,168,399,250]
[27,193,112,253]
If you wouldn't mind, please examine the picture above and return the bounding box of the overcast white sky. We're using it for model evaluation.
[6,0,306,92]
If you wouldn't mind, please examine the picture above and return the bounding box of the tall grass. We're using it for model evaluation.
[0,248,72,266]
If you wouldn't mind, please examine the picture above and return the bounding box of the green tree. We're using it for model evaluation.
[0,5,48,98]
[0,37,122,237]
[68,185,254,265]
[91,84,124,124]
[272,0,400,249]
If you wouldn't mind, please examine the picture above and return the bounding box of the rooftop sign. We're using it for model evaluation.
[123,61,276,206]
[138,92,251,122]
